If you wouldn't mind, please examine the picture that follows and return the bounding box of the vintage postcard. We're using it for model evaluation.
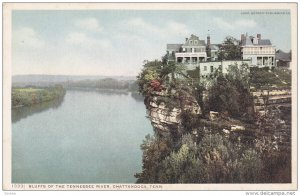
[2,3,298,191]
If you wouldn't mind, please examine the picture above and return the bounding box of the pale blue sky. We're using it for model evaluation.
[12,10,291,76]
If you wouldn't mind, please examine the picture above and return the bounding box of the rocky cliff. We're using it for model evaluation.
[145,89,201,136]
[252,89,291,114]
[144,87,291,149]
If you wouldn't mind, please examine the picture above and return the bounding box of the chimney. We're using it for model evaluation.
[241,34,246,43]
[257,34,261,39]
[253,37,258,45]
[207,35,211,46]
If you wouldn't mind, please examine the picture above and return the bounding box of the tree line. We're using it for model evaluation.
[12,85,66,108]
[64,78,139,92]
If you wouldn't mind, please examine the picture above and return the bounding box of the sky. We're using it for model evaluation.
[12,9,291,76]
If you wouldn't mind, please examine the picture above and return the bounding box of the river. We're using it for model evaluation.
[12,90,152,183]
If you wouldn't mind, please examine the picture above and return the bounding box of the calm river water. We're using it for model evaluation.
[12,90,152,183]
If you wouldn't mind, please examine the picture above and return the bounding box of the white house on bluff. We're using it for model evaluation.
[166,33,276,80]
[166,34,207,65]
[241,33,276,68]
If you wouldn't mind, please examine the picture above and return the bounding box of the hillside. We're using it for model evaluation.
[135,60,291,183]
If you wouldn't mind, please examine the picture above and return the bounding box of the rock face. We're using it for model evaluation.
[252,89,291,114]
[146,90,201,135]
[252,89,291,150]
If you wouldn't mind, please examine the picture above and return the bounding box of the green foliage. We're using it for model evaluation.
[137,60,188,96]
[66,78,133,90]
[208,75,241,116]
[191,83,206,113]
[249,67,291,90]
[137,61,162,96]
[96,78,129,89]
[128,81,139,92]
[155,96,180,110]
[160,144,205,183]
[186,67,200,80]
[136,131,268,183]
[273,68,291,86]
[239,149,263,183]
[218,36,241,60]
[135,134,173,183]
[208,64,253,118]
[136,47,290,184]
[12,85,66,108]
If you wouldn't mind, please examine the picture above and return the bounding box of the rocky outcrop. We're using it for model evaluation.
[146,90,201,135]
[145,87,291,149]
[252,89,291,114]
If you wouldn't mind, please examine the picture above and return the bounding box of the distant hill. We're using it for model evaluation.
[12,75,136,87]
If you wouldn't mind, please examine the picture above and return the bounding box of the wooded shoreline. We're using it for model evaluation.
[11,85,66,108]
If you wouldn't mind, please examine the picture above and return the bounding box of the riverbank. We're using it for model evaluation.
[12,85,66,108]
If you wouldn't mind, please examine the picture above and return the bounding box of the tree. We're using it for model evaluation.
[207,63,254,118]
[239,149,263,183]
[160,62,187,82]
[135,134,173,183]
[137,58,189,97]
[218,36,241,60]
[207,74,241,117]
[137,60,162,96]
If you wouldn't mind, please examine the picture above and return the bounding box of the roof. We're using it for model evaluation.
[258,39,272,45]
[199,40,206,45]
[183,34,206,46]
[241,36,254,46]
[209,44,219,50]
[276,50,291,61]
[241,35,272,46]
[167,44,183,51]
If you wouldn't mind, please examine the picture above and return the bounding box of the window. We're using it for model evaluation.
[263,57,268,65]
[204,66,207,71]
[257,57,262,66]
[189,40,193,45]
[192,57,197,63]
[271,57,274,65]
[210,66,214,73]
[194,40,198,45]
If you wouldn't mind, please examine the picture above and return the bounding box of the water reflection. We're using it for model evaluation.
[66,87,129,95]
[66,88,145,102]
[12,90,144,124]
[12,97,65,123]
[130,92,144,102]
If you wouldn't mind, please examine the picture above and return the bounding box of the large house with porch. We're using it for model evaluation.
[166,34,207,67]
[166,33,276,80]
[166,34,250,79]
[240,33,276,68]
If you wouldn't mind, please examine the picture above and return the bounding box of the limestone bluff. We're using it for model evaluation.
[145,88,201,136]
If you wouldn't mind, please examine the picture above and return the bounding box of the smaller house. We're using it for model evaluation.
[197,60,250,79]
[275,50,291,69]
